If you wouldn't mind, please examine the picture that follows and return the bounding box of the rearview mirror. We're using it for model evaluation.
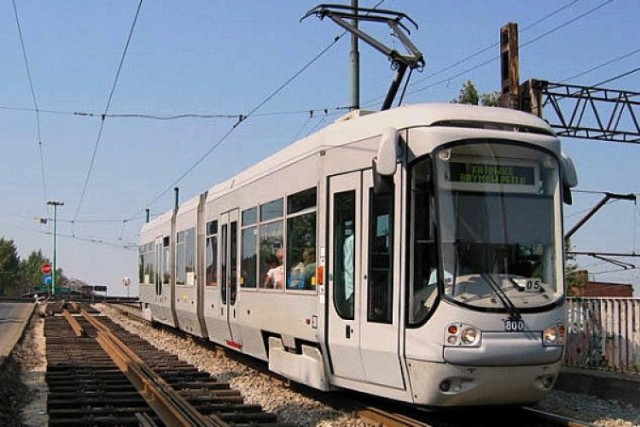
[561,151,578,205]
[374,127,398,176]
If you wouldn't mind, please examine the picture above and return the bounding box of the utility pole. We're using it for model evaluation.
[499,22,520,109]
[350,0,360,110]
[47,200,64,297]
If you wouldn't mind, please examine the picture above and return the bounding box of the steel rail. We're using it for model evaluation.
[522,406,600,427]
[357,406,432,427]
[80,309,227,427]
[61,309,85,337]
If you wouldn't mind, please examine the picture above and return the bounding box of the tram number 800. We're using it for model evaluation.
[504,319,525,332]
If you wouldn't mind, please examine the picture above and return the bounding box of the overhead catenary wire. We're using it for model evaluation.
[126,29,348,222]
[560,47,640,83]
[6,59,616,137]
[363,0,614,106]
[11,0,49,213]
[592,66,640,87]
[1,1,404,237]
[408,0,585,88]
[72,0,144,223]
[0,217,138,250]
[0,104,351,122]
[519,0,613,50]
[40,230,139,250]
[289,111,318,143]
[125,0,394,222]
[17,1,630,259]
[1,3,636,294]
[13,0,627,234]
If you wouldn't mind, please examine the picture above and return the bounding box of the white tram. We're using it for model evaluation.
[139,102,578,407]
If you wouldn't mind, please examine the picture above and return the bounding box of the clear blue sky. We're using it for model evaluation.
[1,0,638,296]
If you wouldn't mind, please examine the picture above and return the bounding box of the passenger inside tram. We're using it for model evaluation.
[264,249,284,289]
[289,247,316,289]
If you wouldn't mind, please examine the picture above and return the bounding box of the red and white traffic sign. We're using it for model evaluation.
[41,263,52,275]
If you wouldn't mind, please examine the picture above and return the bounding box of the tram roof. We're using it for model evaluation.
[141,102,556,237]
[204,103,554,197]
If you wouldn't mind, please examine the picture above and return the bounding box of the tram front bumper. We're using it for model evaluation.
[406,359,561,407]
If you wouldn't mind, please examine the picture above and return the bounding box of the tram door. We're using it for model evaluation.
[220,209,241,348]
[327,170,404,389]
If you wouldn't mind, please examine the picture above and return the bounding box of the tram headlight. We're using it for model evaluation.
[461,327,479,345]
[439,149,451,161]
[543,324,566,346]
[445,323,481,347]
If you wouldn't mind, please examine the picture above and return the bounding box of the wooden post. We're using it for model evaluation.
[499,22,519,109]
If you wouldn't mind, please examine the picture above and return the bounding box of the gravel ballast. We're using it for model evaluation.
[3,304,639,427]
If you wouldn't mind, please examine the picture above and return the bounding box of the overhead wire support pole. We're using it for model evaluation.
[350,0,360,111]
[564,192,637,241]
[567,251,640,258]
[566,252,637,273]
[302,4,425,111]
[47,200,64,297]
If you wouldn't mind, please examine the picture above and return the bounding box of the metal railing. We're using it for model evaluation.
[565,297,640,374]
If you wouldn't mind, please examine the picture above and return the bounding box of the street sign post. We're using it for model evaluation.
[42,263,53,296]
[41,263,52,275]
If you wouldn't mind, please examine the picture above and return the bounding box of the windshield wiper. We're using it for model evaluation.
[481,273,522,320]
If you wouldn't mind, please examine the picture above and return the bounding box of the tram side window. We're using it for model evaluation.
[409,158,438,325]
[368,189,394,324]
[259,199,284,290]
[286,187,317,290]
[176,228,195,286]
[241,208,257,288]
[176,231,186,285]
[185,228,195,285]
[139,243,155,285]
[205,220,218,287]
[334,191,355,320]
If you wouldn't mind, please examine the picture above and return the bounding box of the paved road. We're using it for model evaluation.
[0,303,34,361]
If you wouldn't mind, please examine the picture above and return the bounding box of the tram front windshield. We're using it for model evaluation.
[434,141,563,311]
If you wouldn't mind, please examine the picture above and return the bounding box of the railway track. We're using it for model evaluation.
[44,302,289,426]
[356,405,601,427]
[102,303,602,427]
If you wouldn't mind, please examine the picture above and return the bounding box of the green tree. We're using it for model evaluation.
[452,80,479,105]
[19,250,50,295]
[480,90,501,107]
[451,80,500,107]
[0,238,21,297]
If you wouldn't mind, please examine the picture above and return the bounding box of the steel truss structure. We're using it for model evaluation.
[525,79,640,144]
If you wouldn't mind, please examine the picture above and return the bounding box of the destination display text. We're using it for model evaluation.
[448,162,535,186]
